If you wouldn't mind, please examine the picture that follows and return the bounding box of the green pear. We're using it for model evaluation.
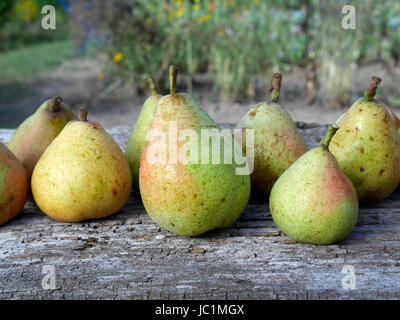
[383,103,400,132]
[335,94,400,134]
[0,142,28,226]
[8,97,76,183]
[235,73,307,196]
[329,77,400,202]
[125,79,162,192]
[139,66,250,236]
[270,126,359,245]
[31,109,132,222]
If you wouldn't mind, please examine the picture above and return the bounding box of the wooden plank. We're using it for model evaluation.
[0,124,399,300]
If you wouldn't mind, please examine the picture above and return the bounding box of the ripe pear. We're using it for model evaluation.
[125,79,162,192]
[383,105,400,139]
[31,109,132,222]
[8,97,76,183]
[329,77,400,202]
[384,105,400,131]
[139,66,250,236]
[0,142,28,226]
[336,98,400,138]
[270,126,359,245]
[235,73,307,196]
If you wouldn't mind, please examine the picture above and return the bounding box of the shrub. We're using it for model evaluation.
[67,0,400,104]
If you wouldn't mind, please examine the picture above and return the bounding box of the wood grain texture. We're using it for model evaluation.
[0,124,399,300]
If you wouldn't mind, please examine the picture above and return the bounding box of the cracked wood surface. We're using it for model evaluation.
[0,124,399,300]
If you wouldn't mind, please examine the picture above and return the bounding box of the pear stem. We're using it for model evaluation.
[320,125,338,148]
[78,108,88,122]
[364,76,382,101]
[169,65,177,94]
[50,96,62,112]
[269,73,282,102]
[147,78,157,96]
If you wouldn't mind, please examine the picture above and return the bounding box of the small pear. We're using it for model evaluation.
[270,126,359,245]
[31,109,132,222]
[0,142,28,226]
[329,77,400,202]
[125,79,162,191]
[235,73,307,196]
[139,66,250,236]
[8,97,76,183]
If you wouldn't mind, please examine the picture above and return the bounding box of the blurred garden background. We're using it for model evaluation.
[1,0,400,128]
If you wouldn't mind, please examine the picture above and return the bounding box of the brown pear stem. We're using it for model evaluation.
[78,108,88,122]
[364,76,382,101]
[50,96,62,112]
[169,65,177,94]
[320,125,338,148]
[147,78,157,96]
[269,73,282,102]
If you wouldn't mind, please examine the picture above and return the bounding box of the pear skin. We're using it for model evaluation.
[8,97,76,183]
[270,126,359,245]
[336,100,400,136]
[139,66,250,236]
[383,105,400,139]
[125,79,161,192]
[0,142,28,226]
[236,73,307,196]
[31,109,132,222]
[329,77,400,202]
[384,104,400,131]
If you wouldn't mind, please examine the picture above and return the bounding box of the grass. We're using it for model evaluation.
[0,39,76,82]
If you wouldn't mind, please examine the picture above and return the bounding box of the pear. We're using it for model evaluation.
[329,77,400,202]
[125,78,162,192]
[235,73,307,196]
[139,66,250,236]
[270,126,359,245]
[0,142,28,226]
[336,98,400,138]
[384,104,400,131]
[383,105,400,139]
[31,109,132,222]
[8,97,76,183]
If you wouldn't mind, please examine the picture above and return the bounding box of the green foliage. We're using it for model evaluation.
[42,0,400,104]
[0,39,76,81]
[77,0,306,98]
[313,0,400,107]
[0,0,14,26]
[35,0,63,8]
[0,1,14,18]
[0,0,68,52]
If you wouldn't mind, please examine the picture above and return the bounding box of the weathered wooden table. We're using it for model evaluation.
[0,124,399,300]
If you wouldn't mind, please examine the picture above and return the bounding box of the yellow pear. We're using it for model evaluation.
[31,109,132,222]
[329,77,400,202]
[8,97,76,185]
[235,73,307,196]
[125,78,162,191]
[139,66,250,236]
